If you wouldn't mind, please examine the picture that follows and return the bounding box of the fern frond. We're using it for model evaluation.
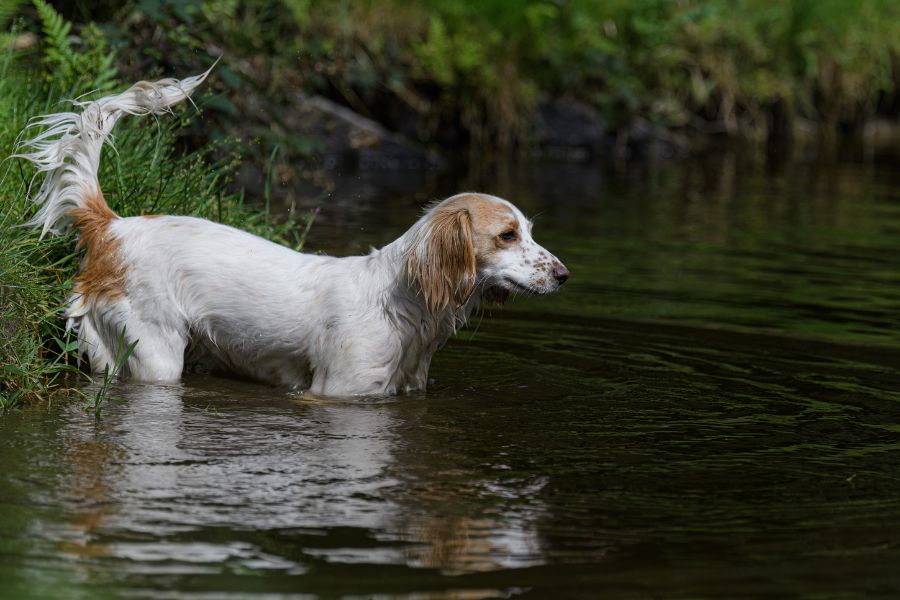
[31,0,119,95]
[33,0,78,83]
[84,24,116,92]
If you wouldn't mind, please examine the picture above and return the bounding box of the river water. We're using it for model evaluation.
[2,153,900,598]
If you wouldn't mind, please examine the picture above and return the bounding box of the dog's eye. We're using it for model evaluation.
[499,230,517,242]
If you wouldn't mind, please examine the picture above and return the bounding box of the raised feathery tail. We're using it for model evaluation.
[13,67,213,238]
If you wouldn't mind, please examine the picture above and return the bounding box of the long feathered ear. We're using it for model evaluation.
[407,205,477,314]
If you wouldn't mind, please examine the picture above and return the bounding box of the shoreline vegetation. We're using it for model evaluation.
[0,1,309,410]
[50,1,900,163]
[2,0,900,409]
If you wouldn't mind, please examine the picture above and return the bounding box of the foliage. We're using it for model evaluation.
[0,33,75,411]
[0,1,312,410]
[33,0,116,95]
[83,328,136,419]
[82,0,900,148]
[0,0,26,47]
[309,0,900,139]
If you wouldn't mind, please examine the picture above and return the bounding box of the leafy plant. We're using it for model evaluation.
[32,0,117,95]
[0,0,27,47]
[83,328,137,420]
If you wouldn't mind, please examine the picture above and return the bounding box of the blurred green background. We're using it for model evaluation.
[7,0,900,155]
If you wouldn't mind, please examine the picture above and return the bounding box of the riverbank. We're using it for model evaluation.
[0,2,310,409]
[12,0,900,161]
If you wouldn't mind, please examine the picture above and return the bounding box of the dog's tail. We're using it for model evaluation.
[13,68,212,238]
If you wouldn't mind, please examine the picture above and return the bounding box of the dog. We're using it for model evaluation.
[16,71,569,395]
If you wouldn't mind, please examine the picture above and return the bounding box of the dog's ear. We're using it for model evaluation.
[407,205,476,314]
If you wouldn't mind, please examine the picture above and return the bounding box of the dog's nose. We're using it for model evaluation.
[552,262,570,285]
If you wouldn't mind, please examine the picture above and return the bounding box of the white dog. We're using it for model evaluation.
[17,71,569,395]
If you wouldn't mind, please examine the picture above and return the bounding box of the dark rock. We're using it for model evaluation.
[531,98,612,160]
[287,94,445,171]
[618,118,690,159]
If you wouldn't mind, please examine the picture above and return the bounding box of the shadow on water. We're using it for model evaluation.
[2,152,900,598]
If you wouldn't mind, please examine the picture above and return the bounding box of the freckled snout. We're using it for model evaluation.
[552,262,570,286]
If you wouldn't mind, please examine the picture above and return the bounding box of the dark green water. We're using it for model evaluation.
[3,155,900,598]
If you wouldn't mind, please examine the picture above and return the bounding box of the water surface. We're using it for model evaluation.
[2,154,900,598]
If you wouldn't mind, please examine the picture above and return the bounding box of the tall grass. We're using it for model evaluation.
[0,21,75,410]
[0,2,311,411]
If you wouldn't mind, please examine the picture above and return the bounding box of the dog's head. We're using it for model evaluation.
[406,193,569,314]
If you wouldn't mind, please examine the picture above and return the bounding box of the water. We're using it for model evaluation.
[3,153,900,598]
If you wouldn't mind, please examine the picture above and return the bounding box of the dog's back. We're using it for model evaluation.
[112,213,345,385]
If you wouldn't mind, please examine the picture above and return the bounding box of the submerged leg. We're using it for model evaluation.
[71,296,187,382]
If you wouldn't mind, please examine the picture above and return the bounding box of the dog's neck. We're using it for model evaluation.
[373,230,477,357]
[378,230,476,324]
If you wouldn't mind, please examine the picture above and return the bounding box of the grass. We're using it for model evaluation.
[0,2,313,412]
[83,328,137,419]
[0,32,74,411]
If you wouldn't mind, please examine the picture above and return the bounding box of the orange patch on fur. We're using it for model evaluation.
[408,194,521,314]
[69,191,125,306]
[445,194,517,264]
